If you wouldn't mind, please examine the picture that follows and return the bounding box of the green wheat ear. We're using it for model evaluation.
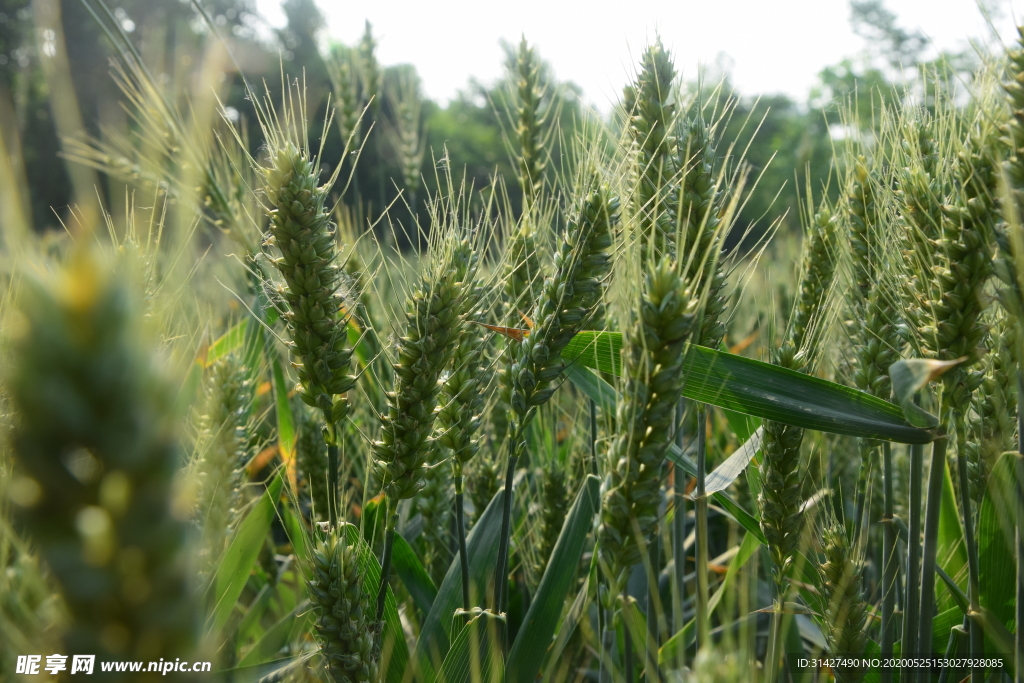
[814,519,868,683]
[262,141,357,425]
[625,39,679,263]
[417,460,453,583]
[307,525,381,683]
[965,316,1018,503]
[847,157,878,304]
[509,184,617,429]
[534,464,570,579]
[513,36,549,207]
[759,202,840,584]
[373,237,478,502]
[996,26,1024,317]
[757,342,806,582]
[195,353,253,565]
[678,111,729,348]
[295,398,331,521]
[599,261,697,596]
[7,249,199,664]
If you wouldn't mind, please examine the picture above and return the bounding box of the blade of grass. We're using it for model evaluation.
[507,475,600,683]
[436,613,504,683]
[219,652,316,683]
[562,332,934,444]
[340,524,410,683]
[271,356,298,492]
[414,488,507,682]
[207,319,249,364]
[667,443,766,545]
[209,473,284,633]
[393,532,439,616]
[705,427,763,495]
[236,601,313,666]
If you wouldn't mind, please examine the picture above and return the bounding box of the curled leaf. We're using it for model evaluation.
[889,358,965,428]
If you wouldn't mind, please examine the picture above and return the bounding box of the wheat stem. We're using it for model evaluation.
[881,441,897,683]
[954,441,982,679]
[454,467,471,611]
[765,600,783,683]
[1016,376,1024,683]
[917,433,948,681]
[694,402,711,649]
[672,402,686,669]
[902,430,924,680]
[376,494,399,621]
[493,446,518,619]
[326,438,339,530]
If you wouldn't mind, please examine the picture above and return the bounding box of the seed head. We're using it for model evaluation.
[514,37,549,207]
[307,526,381,683]
[757,343,806,582]
[678,113,729,348]
[625,39,678,263]
[262,142,356,425]
[373,239,477,501]
[7,251,199,665]
[599,261,697,593]
[965,317,1018,503]
[195,354,253,562]
[815,520,868,683]
[509,185,617,434]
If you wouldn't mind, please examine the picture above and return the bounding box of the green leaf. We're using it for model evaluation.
[436,613,504,683]
[936,565,969,615]
[667,443,766,545]
[936,461,967,612]
[564,364,616,412]
[339,525,410,683]
[208,319,249,365]
[930,606,964,654]
[414,488,507,683]
[539,570,594,681]
[271,356,297,467]
[889,358,960,428]
[209,474,284,633]
[393,532,438,615]
[978,452,1018,652]
[174,356,205,419]
[704,428,763,495]
[561,332,933,444]
[506,475,601,683]
[237,601,313,666]
[717,343,760,443]
[220,653,316,682]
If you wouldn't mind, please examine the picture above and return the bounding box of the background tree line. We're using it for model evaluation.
[0,0,984,248]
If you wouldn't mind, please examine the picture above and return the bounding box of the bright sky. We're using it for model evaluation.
[257,0,1022,109]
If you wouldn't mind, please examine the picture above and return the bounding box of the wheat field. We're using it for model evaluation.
[0,4,1022,683]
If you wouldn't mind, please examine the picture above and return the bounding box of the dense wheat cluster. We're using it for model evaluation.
[2,6,1024,683]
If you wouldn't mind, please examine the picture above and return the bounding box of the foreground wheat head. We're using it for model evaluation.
[7,250,199,670]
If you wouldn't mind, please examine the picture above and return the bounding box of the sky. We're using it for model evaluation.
[256,0,1022,110]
